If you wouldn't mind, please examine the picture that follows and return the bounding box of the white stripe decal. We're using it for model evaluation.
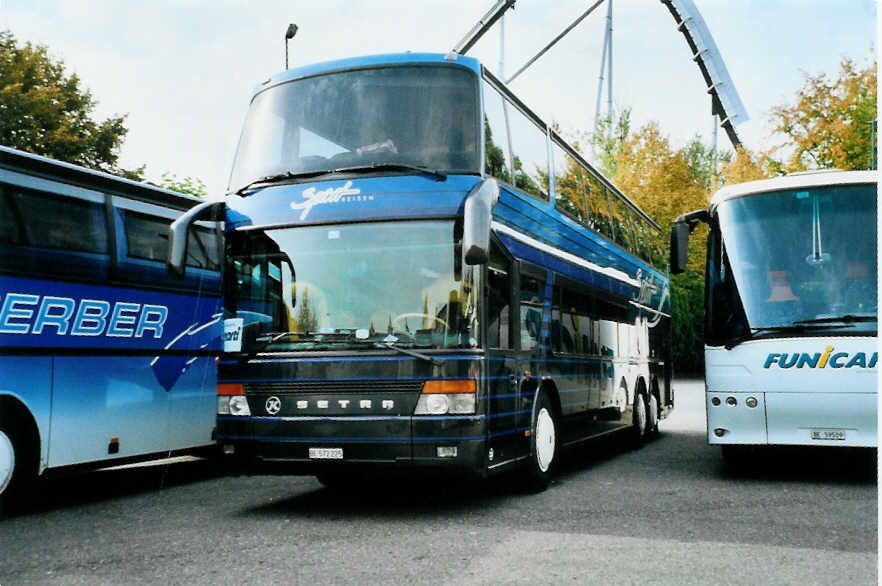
[492,221,639,287]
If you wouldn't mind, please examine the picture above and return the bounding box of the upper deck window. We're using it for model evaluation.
[229,65,481,193]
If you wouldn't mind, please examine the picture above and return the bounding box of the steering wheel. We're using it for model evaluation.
[390,313,448,331]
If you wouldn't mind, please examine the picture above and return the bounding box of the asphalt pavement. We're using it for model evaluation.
[0,378,876,585]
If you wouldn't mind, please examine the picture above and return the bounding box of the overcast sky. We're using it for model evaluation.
[0,1,876,197]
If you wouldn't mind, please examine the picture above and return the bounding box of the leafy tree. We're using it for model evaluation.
[0,30,141,178]
[719,147,772,185]
[295,287,317,332]
[159,172,207,198]
[769,57,877,171]
[595,120,718,373]
[589,109,632,178]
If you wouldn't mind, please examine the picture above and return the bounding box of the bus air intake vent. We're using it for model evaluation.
[243,380,424,395]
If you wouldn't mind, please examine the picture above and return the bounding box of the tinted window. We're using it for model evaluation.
[0,185,23,245]
[11,188,108,254]
[125,212,170,262]
[124,211,220,270]
[0,185,110,281]
[519,273,545,351]
[230,65,481,192]
[486,244,512,349]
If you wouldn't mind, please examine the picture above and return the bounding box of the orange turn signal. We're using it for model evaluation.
[217,383,244,396]
[421,379,477,394]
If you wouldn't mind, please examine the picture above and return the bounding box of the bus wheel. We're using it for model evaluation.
[647,392,660,437]
[632,391,650,446]
[0,419,36,516]
[523,391,558,492]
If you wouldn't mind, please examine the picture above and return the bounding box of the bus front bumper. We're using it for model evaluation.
[707,391,877,447]
[216,415,488,475]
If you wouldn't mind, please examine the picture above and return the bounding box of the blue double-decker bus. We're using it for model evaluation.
[171,53,672,490]
[0,146,222,511]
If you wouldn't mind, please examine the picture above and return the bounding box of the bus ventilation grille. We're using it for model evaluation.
[243,380,424,395]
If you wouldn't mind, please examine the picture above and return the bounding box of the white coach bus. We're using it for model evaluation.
[670,170,876,462]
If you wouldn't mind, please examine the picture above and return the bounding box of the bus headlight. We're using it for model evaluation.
[228,396,251,416]
[745,397,758,408]
[413,380,477,415]
[218,383,249,416]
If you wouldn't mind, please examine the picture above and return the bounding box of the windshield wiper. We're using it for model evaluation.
[724,323,856,350]
[234,163,446,195]
[249,331,313,354]
[233,169,333,195]
[793,314,876,325]
[375,341,443,367]
[330,163,446,181]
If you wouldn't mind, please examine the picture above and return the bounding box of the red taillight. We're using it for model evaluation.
[217,383,244,396]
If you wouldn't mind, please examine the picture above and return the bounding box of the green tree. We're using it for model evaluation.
[159,172,207,198]
[769,57,877,171]
[598,121,718,373]
[0,30,140,178]
[295,287,317,332]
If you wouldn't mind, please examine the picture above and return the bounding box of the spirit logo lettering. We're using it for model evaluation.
[290,181,360,220]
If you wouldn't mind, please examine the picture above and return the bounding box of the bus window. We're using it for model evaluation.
[12,187,108,255]
[588,180,614,240]
[486,244,512,349]
[125,211,170,262]
[0,185,23,245]
[507,101,549,201]
[482,81,511,184]
[520,273,545,350]
[552,141,587,223]
[1,186,109,280]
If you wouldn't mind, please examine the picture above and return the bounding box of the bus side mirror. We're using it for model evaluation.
[670,209,709,275]
[167,200,225,277]
[463,178,499,265]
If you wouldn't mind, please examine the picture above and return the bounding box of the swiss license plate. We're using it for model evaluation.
[810,429,846,441]
[309,447,343,459]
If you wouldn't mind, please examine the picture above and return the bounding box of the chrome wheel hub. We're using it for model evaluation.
[535,408,556,472]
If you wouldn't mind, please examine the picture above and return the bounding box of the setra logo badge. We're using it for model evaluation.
[265,396,282,415]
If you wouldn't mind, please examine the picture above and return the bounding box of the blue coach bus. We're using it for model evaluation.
[170,53,672,489]
[0,146,222,510]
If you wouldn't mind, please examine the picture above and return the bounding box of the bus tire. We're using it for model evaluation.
[631,390,650,446]
[647,391,660,437]
[0,417,37,517]
[523,390,558,492]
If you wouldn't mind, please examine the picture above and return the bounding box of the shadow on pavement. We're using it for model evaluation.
[718,445,877,484]
[7,457,224,518]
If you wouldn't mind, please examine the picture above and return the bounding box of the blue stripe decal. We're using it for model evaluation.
[221,375,485,384]
[242,355,483,364]
[217,434,486,443]
[218,426,529,443]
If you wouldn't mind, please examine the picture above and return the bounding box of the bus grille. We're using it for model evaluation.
[243,380,424,395]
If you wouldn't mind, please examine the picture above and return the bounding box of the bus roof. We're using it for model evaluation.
[253,52,483,98]
[0,145,206,210]
[710,169,877,210]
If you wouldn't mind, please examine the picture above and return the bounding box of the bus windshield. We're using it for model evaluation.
[714,183,877,333]
[228,65,481,193]
[227,220,479,352]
